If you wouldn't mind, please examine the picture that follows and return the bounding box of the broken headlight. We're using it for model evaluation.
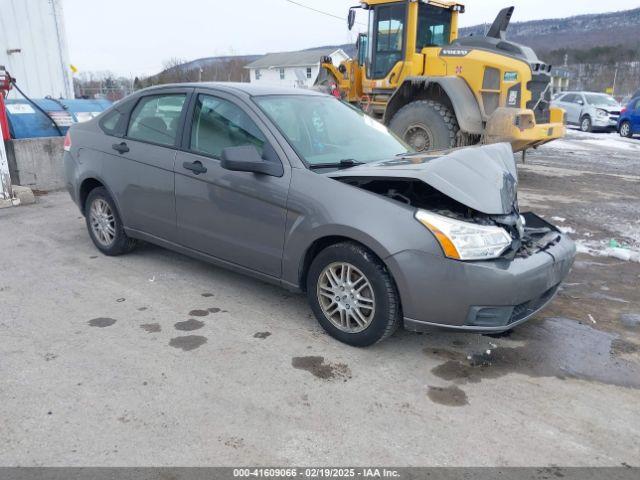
[415,210,513,261]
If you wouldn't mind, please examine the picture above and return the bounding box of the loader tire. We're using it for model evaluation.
[389,100,460,152]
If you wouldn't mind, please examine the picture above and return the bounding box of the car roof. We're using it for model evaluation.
[136,82,326,98]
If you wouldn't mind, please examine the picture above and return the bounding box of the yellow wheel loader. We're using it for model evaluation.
[316,1,565,153]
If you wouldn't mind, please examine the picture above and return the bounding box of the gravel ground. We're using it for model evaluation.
[0,130,638,467]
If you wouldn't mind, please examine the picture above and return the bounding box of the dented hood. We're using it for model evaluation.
[329,143,518,215]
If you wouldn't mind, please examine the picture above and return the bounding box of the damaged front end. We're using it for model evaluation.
[329,143,561,260]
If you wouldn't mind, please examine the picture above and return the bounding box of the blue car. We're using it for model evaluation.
[618,97,640,138]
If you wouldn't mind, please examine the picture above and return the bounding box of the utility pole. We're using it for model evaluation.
[612,65,618,96]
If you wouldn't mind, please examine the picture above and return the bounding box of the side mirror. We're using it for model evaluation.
[347,8,356,31]
[221,144,283,177]
[577,100,584,105]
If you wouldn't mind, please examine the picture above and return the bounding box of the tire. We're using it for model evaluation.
[306,242,401,347]
[85,187,137,256]
[619,121,633,138]
[580,115,592,133]
[388,100,460,152]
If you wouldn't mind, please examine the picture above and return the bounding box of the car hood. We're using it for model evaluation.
[329,143,518,215]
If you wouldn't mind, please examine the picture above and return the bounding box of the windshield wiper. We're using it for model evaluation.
[309,159,365,170]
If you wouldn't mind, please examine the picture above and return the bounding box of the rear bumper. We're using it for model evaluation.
[386,221,576,333]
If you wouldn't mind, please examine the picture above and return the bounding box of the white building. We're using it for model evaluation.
[245,48,349,88]
[0,0,74,99]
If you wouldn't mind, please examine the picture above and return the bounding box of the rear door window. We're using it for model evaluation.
[189,94,265,158]
[127,94,187,146]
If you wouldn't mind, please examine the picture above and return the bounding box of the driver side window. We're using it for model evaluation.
[190,95,265,158]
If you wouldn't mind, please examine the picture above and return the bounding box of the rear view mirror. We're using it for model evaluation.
[221,145,283,177]
[348,8,356,31]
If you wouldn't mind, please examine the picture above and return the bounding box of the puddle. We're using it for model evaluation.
[188,309,209,317]
[169,335,207,351]
[140,323,161,333]
[426,318,640,389]
[208,307,221,314]
[201,293,214,298]
[174,319,205,331]
[88,318,117,328]
[291,356,351,381]
[620,313,640,329]
[137,307,148,312]
[427,385,468,407]
[253,332,271,339]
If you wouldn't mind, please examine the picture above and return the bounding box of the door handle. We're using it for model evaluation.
[183,161,207,175]
[112,142,129,154]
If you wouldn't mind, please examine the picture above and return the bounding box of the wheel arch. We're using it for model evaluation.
[78,177,120,217]
[384,76,484,135]
[298,234,394,294]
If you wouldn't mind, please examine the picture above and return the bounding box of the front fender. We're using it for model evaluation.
[384,76,484,135]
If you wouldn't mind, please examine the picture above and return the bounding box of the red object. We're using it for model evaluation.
[0,94,10,141]
[621,107,627,114]
[0,69,13,140]
[63,131,72,151]
[330,83,341,99]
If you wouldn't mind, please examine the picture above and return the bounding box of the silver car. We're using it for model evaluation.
[552,91,622,132]
[63,83,575,347]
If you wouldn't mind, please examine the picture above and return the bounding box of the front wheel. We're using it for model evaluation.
[306,243,401,347]
[580,115,592,133]
[619,121,633,138]
[389,100,461,152]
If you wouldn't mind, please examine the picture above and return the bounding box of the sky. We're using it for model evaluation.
[62,0,640,77]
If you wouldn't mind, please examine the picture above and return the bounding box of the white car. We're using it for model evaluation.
[552,92,622,132]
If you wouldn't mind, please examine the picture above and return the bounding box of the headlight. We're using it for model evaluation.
[596,109,608,118]
[415,210,513,261]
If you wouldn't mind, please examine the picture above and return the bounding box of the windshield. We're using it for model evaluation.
[584,94,619,107]
[254,95,410,167]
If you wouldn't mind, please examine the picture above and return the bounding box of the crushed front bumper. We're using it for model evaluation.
[386,217,576,333]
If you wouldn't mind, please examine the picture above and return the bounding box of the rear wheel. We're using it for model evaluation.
[306,242,401,347]
[619,121,633,138]
[389,100,461,152]
[85,187,137,256]
[580,115,592,133]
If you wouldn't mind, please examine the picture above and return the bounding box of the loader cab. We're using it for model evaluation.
[356,1,459,81]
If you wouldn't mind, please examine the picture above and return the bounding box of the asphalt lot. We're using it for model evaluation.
[1,129,639,466]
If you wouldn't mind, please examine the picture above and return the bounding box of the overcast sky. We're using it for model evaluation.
[62,0,640,77]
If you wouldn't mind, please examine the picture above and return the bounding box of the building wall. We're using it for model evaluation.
[0,0,73,99]
[249,50,350,89]
[250,65,321,88]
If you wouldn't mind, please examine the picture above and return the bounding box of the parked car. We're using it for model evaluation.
[618,97,640,138]
[552,91,622,132]
[63,84,576,347]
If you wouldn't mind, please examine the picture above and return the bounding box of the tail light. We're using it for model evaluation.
[63,131,72,152]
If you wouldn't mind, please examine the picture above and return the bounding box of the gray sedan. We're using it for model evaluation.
[63,83,575,347]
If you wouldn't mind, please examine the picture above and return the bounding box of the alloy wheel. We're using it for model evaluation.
[316,262,376,333]
[620,122,630,137]
[89,198,116,247]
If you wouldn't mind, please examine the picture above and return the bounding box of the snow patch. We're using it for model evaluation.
[576,240,640,263]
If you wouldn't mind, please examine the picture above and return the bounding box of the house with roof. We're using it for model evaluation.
[245,48,349,88]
